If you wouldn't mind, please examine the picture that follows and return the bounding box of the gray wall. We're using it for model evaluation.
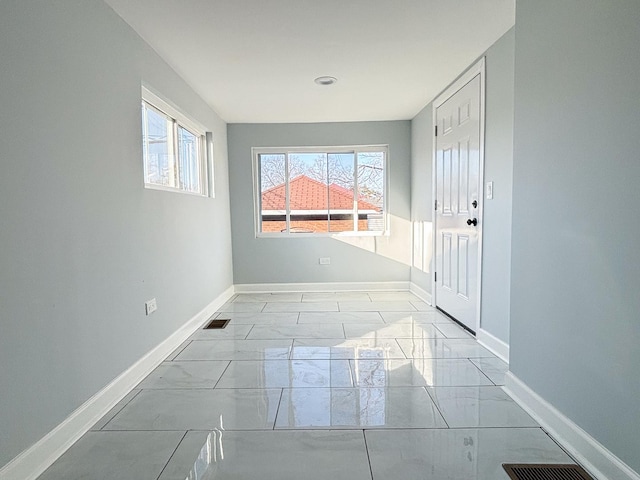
[479,28,515,344]
[409,105,433,292]
[0,0,233,468]
[510,0,640,472]
[228,122,412,285]
[410,28,515,344]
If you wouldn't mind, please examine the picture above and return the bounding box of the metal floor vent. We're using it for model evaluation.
[503,464,594,480]
[203,318,230,329]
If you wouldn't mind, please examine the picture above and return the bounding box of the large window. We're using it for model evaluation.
[141,87,210,196]
[254,146,387,236]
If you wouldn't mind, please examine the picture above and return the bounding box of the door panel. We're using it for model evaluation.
[435,74,481,332]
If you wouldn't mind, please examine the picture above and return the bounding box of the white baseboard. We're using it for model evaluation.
[0,285,235,480]
[504,372,640,480]
[409,282,433,305]
[476,328,509,363]
[234,281,410,293]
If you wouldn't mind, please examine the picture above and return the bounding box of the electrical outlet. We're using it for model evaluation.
[319,257,331,265]
[145,298,157,315]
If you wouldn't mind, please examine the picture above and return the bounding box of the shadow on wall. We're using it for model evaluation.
[331,215,432,270]
[411,220,433,273]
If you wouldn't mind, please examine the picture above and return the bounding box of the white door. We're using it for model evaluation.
[434,73,482,332]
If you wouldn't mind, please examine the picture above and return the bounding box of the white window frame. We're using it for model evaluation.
[252,145,389,238]
[141,86,212,197]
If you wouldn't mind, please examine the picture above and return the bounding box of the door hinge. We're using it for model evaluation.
[434,200,437,211]
[434,272,437,282]
[435,125,438,137]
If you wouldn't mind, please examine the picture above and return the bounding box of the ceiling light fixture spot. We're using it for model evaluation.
[314,76,337,86]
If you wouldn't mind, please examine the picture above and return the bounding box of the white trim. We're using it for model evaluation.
[234,281,410,293]
[253,145,389,155]
[262,209,379,215]
[143,183,208,197]
[476,328,509,363]
[409,282,433,306]
[252,145,389,237]
[0,286,235,480]
[141,85,207,135]
[256,231,387,239]
[504,373,640,480]
[431,57,486,334]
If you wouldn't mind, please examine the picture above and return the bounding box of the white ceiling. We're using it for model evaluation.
[104,0,514,123]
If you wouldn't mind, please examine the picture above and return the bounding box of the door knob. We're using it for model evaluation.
[467,218,478,226]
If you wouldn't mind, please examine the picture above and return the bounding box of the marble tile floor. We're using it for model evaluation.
[39,292,577,480]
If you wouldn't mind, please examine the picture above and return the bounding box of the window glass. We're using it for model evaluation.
[141,91,209,196]
[259,154,287,233]
[256,147,387,236]
[357,152,385,232]
[142,104,175,187]
[328,153,356,232]
[178,126,200,193]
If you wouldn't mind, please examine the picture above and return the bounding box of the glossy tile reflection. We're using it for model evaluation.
[215,359,353,388]
[397,337,496,359]
[176,339,293,361]
[247,324,345,339]
[343,322,445,339]
[40,289,580,480]
[366,428,574,480]
[159,430,372,480]
[39,431,184,480]
[427,386,538,427]
[104,389,281,430]
[275,387,447,429]
[291,338,407,360]
[351,358,494,387]
[136,361,229,389]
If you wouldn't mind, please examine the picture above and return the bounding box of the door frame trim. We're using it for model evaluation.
[431,57,486,334]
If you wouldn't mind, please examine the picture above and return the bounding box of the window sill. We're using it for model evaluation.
[144,183,209,198]
[256,231,389,239]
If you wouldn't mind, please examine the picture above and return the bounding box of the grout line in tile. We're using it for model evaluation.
[341,323,347,339]
[423,386,450,428]
[296,312,301,324]
[97,389,142,431]
[243,324,255,340]
[273,388,285,430]
[539,427,583,464]
[392,339,408,359]
[361,430,375,480]
[433,324,450,338]
[155,430,189,480]
[212,361,232,389]
[167,340,192,361]
[467,358,496,385]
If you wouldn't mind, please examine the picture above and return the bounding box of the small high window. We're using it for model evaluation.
[141,87,211,196]
[253,146,388,236]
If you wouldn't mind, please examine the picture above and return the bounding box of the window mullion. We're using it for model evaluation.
[172,120,179,188]
[285,153,291,234]
[353,151,359,232]
[326,154,331,232]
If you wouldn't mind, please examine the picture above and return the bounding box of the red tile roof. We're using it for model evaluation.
[262,175,379,211]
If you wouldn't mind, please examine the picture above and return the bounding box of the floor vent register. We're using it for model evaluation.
[203,318,230,329]
[503,464,594,480]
